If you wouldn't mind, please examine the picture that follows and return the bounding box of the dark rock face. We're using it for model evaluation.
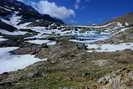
[11,46,41,55]
[0,20,17,32]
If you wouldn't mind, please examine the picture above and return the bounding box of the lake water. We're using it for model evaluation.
[70,32,111,44]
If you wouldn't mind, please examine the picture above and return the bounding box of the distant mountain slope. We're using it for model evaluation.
[0,0,63,30]
[107,12,133,26]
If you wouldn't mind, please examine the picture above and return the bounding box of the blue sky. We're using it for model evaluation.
[18,0,133,25]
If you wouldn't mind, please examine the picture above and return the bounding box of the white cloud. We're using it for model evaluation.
[31,0,75,19]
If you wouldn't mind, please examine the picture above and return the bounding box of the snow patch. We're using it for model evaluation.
[1,12,21,28]
[0,29,27,35]
[26,40,56,45]
[0,12,31,29]
[125,22,129,26]
[25,33,49,39]
[0,36,8,41]
[112,27,130,36]
[87,43,133,52]
[29,27,48,33]
[0,47,47,74]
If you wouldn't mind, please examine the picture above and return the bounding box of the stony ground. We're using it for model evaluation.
[0,37,133,89]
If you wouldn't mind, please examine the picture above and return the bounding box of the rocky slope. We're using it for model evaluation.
[110,12,133,26]
[0,38,133,89]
